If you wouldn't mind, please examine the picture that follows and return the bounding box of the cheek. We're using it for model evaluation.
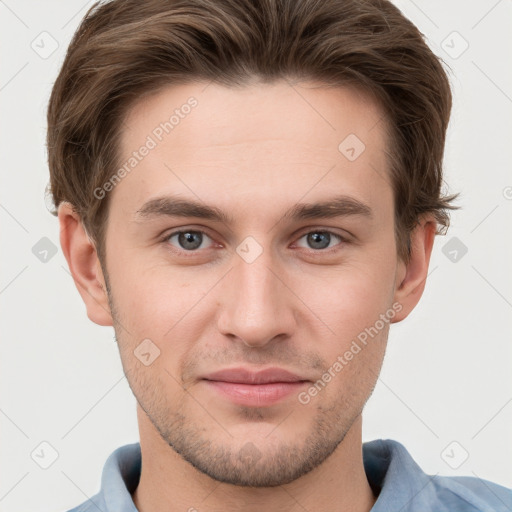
[299,259,396,338]
[111,262,217,353]
[308,305,389,410]
[109,227,397,341]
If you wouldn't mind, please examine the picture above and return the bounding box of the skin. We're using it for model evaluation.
[59,80,436,512]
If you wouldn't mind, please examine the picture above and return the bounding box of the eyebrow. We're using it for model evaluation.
[133,194,373,224]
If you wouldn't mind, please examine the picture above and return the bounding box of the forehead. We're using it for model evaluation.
[113,80,392,221]
[122,79,388,150]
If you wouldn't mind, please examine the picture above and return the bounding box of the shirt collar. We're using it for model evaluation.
[101,442,141,512]
[99,439,437,511]
[363,439,439,511]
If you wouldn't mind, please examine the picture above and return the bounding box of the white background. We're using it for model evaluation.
[1,1,511,511]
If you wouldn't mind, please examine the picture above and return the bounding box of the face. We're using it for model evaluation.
[99,80,404,486]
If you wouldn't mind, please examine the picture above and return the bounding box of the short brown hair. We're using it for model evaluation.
[47,0,458,264]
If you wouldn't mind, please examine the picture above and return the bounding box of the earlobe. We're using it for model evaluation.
[391,216,437,323]
[58,202,113,327]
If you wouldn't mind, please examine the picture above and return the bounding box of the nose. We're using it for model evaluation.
[216,249,297,348]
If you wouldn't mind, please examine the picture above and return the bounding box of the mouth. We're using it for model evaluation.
[201,367,310,407]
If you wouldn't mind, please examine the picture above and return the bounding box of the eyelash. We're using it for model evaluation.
[160,228,349,257]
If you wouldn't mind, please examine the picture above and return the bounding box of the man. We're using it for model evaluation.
[47,0,511,510]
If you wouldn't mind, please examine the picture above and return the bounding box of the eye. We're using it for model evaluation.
[295,230,345,251]
[164,230,214,251]
[161,228,347,255]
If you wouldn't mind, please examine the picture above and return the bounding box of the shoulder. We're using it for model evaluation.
[63,442,141,512]
[63,491,106,512]
[364,439,512,512]
[430,474,512,512]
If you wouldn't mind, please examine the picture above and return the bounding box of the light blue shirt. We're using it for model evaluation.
[66,439,512,511]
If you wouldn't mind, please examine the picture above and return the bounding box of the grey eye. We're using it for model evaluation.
[168,231,210,251]
[306,232,332,250]
[296,231,342,250]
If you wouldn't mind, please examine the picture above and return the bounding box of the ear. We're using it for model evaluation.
[391,215,436,323]
[58,202,113,326]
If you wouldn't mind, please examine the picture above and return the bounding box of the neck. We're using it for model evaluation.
[132,407,376,512]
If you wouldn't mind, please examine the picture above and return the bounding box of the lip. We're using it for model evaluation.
[201,367,310,407]
[202,367,308,384]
